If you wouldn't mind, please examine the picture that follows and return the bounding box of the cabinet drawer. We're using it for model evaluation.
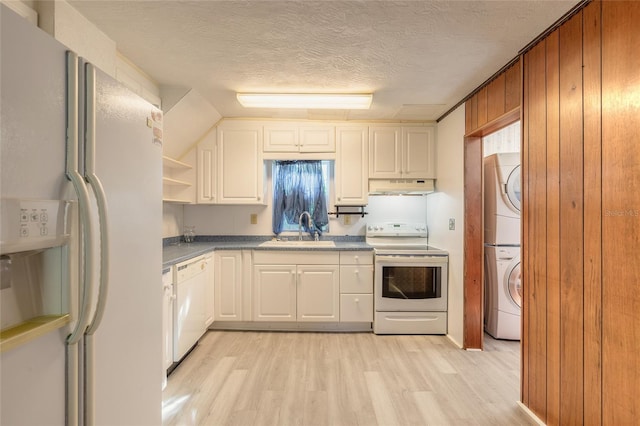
[340,265,373,293]
[339,251,373,265]
[340,294,373,322]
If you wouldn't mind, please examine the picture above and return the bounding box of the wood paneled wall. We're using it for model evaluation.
[521,1,639,424]
[465,60,521,136]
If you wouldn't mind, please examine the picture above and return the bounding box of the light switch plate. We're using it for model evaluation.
[449,218,455,230]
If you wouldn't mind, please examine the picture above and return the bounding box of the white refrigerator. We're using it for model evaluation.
[1,5,163,425]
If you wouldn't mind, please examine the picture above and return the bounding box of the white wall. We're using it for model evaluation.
[430,105,465,348]
[483,120,521,156]
[163,203,183,238]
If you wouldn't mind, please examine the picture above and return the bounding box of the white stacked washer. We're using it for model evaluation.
[484,153,522,340]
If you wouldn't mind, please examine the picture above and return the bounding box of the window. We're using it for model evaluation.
[272,160,330,235]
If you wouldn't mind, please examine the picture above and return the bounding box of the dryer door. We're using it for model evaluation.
[505,165,521,213]
[505,255,522,308]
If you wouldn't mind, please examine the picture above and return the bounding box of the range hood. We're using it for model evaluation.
[368,178,435,195]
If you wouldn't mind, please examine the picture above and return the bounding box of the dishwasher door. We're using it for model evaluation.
[173,256,207,362]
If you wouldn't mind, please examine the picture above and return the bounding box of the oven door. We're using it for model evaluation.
[374,254,448,312]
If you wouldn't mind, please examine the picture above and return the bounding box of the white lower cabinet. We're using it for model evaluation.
[204,254,214,326]
[214,251,243,321]
[297,265,340,322]
[253,265,297,321]
[339,251,374,322]
[253,251,340,323]
[162,266,174,386]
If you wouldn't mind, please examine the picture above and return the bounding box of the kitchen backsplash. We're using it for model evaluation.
[178,195,428,237]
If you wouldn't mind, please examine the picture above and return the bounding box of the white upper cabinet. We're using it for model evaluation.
[368,126,402,178]
[263,125,299,152]
[217,123,265,204]
[298,125,335,152]
[263,123,335,153]
[369,125,436,179]
[335,125,368,205]
[403,127,436,178]
[196,132,216,204]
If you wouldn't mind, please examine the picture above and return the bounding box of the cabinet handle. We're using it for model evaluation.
[354,298,360,303]
[354,270,359,274]
[354,255,359,260]
[337,197,341,201]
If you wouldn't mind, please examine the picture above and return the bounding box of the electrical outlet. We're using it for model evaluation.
[344,215,351,225]
[250,213,258,225]
[449,218,455,230]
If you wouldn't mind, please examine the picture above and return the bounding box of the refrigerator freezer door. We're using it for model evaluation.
[0,6,69,425]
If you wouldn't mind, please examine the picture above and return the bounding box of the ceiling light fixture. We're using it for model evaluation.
[236,93,373,109]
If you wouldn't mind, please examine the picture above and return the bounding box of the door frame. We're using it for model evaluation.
[463,110,520,349]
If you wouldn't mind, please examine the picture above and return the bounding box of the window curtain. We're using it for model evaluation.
[272,161,328,236]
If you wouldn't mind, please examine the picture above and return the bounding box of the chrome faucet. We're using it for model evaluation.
[298,211,313,241]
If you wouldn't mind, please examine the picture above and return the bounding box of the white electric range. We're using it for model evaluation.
[366,223,448,334]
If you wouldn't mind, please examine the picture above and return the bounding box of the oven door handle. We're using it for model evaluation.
[375,255,446,263]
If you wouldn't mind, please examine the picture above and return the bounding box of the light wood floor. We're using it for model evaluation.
[163,331,531,426]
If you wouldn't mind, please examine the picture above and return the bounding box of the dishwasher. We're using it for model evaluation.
[173,255,208,362]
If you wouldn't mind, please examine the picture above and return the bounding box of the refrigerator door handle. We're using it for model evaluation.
[65,51,93,426]
[84,62,110,336]
[65,51,95,346]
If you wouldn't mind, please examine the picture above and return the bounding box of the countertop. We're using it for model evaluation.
[163,237,372,268]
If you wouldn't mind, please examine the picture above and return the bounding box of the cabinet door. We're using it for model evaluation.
[214,251,242,321]
[297,265,339,322]
[253,265,296,321]
[197,136,216,204]
[204,255,214,326]
[369,126,402,178]
[299,125,335,152]
[335,126,368,205]
[217,125,264,204]
[162,269,174,370]
[403,127,436,178]
[264,125,299,152]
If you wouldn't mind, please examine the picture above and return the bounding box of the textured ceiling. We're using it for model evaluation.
[69,0,577,121]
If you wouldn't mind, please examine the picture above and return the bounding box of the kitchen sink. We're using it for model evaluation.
[259,240,336,248]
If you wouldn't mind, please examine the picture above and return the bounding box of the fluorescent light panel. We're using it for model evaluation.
[236,93,372,109]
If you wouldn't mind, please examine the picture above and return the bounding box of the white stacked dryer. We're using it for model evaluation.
[484,152,522,340]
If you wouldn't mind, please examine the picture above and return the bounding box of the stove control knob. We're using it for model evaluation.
[367,226,373,231]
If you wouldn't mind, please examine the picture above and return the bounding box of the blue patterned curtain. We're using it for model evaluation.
[272,161,328,236]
